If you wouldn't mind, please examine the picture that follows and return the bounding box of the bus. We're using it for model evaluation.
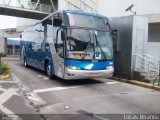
[20,10,114,80]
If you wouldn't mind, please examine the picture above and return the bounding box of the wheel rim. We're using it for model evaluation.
[47,65,51,77]
[24,59,26,66]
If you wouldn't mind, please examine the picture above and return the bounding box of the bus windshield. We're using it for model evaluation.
[66,28,113,61]
[66,13,108,30]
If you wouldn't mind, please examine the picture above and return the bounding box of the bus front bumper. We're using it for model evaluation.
[64,68,114,80]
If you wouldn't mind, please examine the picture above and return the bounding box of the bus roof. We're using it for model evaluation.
[22,10,107,33]
[39,9,107,24]
[63,10,107,18]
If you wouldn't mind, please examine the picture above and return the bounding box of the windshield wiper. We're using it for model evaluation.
[94,34,107,60]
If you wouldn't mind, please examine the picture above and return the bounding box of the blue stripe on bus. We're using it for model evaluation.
[64,59,114,70]
[20,41,54,75]
[64,10,106,18]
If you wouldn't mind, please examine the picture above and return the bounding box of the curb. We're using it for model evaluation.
[0,74,10,80]
[111,77,160,91]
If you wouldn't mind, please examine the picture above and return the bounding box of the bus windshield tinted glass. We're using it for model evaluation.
[66,13,108,30]
[66,28,113,60]
[66,28,94,60]
[94,31,113,60]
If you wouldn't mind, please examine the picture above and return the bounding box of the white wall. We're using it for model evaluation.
[146,43,160,59]
[0,15,17,30]
[58,0,97,13]
[98,0,160,17]
[16,18,39,32]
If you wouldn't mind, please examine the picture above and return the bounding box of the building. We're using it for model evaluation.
[98,0,160,82]
[0,29,20,55]
[0,0,98,55]
[99,0,160,60]
[17,0,98,31]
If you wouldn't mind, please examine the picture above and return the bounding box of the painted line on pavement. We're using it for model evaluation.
[0,88,22,119]
[11,73,47,106]
[0,81,15,84]
[0,88,6,92]
[105,81,120,85]
[0,105,22,120]
[34,81,120,93]
[0,88,18,105]
[33,86,81,93]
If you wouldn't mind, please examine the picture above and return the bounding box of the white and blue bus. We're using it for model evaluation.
[20,10,114,80]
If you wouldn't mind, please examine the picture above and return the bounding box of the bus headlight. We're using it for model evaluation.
[68,66,81,70]
[106,66,114,70]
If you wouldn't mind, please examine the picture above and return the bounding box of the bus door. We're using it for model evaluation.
[53,28,65,78]
[47,13,65,79]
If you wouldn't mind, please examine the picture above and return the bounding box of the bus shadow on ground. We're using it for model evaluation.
[20,64,105,86]
[56,78,105,86]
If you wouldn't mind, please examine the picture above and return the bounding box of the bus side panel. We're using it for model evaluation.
[20,20,60,77]
[21,23,48,71]
[20,41,26,63]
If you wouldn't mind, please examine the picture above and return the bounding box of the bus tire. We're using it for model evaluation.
[24,56,28,68]
[46,63,51,79]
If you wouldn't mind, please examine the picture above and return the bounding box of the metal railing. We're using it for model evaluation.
[134,54,160,80]
[153,74,160,86]
[0,0,52,13]
[143,54,160,75]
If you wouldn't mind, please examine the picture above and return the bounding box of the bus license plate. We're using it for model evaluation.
[89,73,97,77]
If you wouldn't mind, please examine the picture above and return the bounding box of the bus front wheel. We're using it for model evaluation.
[24,57,28,68]
[46,63,51,79]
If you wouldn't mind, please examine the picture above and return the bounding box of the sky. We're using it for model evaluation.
[0,15,17,29]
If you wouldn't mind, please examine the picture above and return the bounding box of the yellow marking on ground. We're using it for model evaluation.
[0,74,10,80]
[112,77,160,91]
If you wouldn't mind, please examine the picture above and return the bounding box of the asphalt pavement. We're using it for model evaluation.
[0,57,160,120]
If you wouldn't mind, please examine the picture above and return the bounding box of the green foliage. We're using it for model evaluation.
[0,62,10,75]
[0,53,7,57]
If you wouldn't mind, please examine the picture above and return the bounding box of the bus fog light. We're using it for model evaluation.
[106,66,114,70]
[68,66,81,70]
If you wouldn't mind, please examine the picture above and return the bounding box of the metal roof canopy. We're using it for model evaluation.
[7,38,20,45]
[0,0,57,20]
[0,6,49,19]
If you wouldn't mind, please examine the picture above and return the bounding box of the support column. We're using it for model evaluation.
[4,38,7,55]
[12,45,15,55]
[0,30,5,54]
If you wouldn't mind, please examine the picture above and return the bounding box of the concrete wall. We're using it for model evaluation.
[98,0,160,60]
[147,14,160,23]
[98,0,160,18]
